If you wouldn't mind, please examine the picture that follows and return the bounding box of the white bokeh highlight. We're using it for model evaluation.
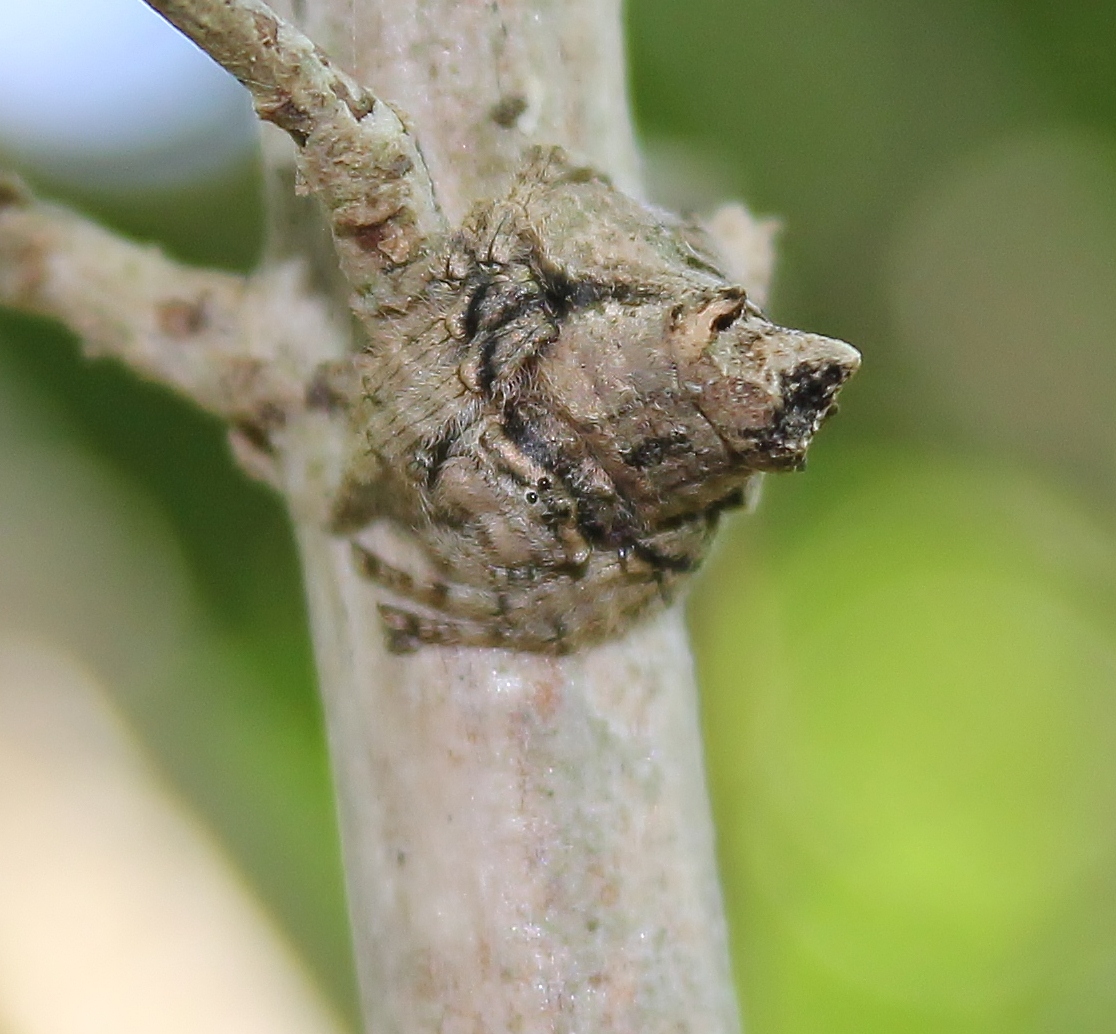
[0,0,257,186]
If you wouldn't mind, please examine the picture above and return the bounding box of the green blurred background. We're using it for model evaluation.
[2,0,1116,1030]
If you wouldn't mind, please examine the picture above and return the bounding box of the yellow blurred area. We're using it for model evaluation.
[0,637,345,1034]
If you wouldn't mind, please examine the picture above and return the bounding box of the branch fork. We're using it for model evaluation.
[0,0,815,1029]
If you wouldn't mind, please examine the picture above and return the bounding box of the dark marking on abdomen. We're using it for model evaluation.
[620,430,690,468]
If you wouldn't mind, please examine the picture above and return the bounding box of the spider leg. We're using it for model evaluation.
[352,542,498,620]
[377,604,572,654]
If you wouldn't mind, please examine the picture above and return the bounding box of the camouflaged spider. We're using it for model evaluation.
[132,0,858,654]
[319,150,860,653]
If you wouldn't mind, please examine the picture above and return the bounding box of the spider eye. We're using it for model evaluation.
[537,476,551,491]
[525,490,539,505]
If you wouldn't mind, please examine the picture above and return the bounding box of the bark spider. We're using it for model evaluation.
[321,150,859,652]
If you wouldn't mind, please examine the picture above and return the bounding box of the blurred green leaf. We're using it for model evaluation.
[692,451,1116,1032]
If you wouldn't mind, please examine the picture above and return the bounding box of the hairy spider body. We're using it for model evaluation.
[105,4,856,652]
[331,151,859,651]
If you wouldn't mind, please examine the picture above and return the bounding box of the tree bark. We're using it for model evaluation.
[1,1,765,1030]
[267,2,742,1030]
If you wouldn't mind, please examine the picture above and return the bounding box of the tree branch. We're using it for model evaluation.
[262,0,643,222]
[146,0,444,299]
[248,0,754,1024]
[0,0,838,1029]
[0,175,343,425]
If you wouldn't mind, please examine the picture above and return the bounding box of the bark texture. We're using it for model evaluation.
[0,1,763,1030]
[260,1,743,1029]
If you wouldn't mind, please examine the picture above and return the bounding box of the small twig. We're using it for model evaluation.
[0,175,341,419]
[146,0,444,299]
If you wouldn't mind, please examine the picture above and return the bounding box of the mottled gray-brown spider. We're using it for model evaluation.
[3,0,860,654]
[128,0,859,653]
[321,150,860,652]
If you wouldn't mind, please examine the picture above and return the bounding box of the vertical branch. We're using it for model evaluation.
[267,0,643,219]
[257,1,745,1031]
[297,534,743,1033]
